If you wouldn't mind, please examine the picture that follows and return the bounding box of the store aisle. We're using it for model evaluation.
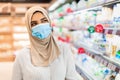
[0,62,13,80]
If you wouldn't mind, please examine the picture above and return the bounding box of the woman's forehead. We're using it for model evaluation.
[31,12,47,20]
[32,12,44,17]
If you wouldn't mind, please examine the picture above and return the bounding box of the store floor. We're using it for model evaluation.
[0,62,13,80]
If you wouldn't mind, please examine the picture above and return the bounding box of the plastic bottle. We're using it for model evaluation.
[115,73,120,80]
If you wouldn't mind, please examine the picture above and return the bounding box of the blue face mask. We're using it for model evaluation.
[32,23,52,39]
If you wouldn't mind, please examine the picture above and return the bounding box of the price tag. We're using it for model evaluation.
[90,54,92,57]
[112,30,117,35]
[103,60,108,66]
[119,69,120,74]
[96,56,100,63]
[100,59,104,64]
[98,57,101,63]
[107,63,116,71]
[92,55,94,58]
[105,29,108,34]
[86,51,89,55]
[94,56,97,60]
[107,63,112,69]
[116,30,120,35]
[108,30,113,34]
[88,53,90,56]
[115,67,120,73]
[87,52,89,55]
[111,65,116,71]
[94,56,98,61]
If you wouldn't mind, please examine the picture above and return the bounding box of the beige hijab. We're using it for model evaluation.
[25,6,60,67]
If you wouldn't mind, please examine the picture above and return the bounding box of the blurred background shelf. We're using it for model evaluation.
[0,54,15,62]
[104,28,120,36]
[76,63,95,80]
[74,41,120,73]
[50,0,120,19]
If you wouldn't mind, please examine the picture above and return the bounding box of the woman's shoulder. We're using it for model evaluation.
[56,41,72,57]
[57,41,70,49]
[14,47,30,61]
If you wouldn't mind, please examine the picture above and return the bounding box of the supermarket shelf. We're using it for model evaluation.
[60,27,81,30]
[104,0,120,6]
[77,0,120,12]
[0,48,12,51]
[53,0,120,19]
[0,54,15,62]
[61,27,120,36]
[0,13,11,16]
[74,41,120,73]
[13,24,25,26]
[76,66,90,80]
[76,60,96,80]
[13,47,23,51]
[0,3,50,8]
[14,39,29,41]
[0,13,25,16]
[13,31,27,33]
[14,13,25,16]
[104,28,120,36]
[0,32,12,35]
[63,27,81,30]
[0,24,12,27]
[0,40,13,42]
[55,26,87,31]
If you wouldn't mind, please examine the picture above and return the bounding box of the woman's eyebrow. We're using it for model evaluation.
[40,17,48,21]
[31,21,37,23]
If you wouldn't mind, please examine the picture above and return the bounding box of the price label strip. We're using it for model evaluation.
[107,63,116,71]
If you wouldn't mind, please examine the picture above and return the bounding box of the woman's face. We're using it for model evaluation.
[31,12,49,28]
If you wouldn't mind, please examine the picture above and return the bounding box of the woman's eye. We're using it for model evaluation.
[31,23,37,27]
[41,19,48,23]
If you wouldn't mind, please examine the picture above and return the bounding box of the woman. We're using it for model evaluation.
[12,6,83,80]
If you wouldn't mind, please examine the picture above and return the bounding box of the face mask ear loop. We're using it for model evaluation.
[51,28,53,32]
